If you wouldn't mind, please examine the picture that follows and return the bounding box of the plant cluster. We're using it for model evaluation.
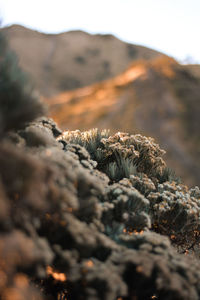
[149,181,200,253]
[0,112,199,299]
[59,130,166,182]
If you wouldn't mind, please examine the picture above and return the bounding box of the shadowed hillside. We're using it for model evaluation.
[48,56,200,187]
[2,24,165,96]
[185,64,200,78]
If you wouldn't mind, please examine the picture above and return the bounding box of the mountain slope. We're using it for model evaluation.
[47,56,200,186]
[2,24,166,96]
[2,25,200,186]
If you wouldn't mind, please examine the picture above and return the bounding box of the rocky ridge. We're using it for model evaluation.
[2,24,165,96]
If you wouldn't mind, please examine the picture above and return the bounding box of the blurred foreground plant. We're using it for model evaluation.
[0,30,44,135]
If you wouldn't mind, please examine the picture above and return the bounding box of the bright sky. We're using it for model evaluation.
[1,0,200,63]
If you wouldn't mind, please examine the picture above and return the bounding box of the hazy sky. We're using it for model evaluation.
[1,0,200,63]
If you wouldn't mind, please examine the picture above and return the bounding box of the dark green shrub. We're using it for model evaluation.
[0,31,44,134]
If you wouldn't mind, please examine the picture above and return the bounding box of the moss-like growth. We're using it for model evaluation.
[0,122,200,299]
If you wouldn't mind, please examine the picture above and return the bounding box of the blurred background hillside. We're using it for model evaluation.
[1,0,200,186]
